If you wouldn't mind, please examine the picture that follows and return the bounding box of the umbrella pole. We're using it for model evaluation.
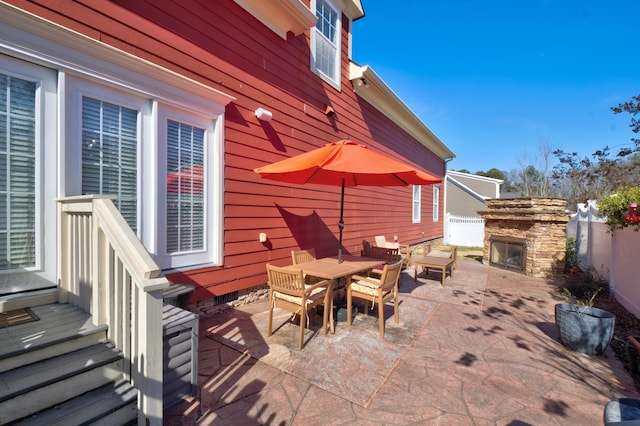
[338,178,345,263]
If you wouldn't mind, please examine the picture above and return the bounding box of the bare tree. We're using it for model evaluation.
[550,94,640,208]
[511,139,556,197]
[537,138,554,196]
[552,148,640,208]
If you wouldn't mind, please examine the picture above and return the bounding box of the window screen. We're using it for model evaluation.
[166,119,205,254]
[81,96,138,230]
[0,74,36,270]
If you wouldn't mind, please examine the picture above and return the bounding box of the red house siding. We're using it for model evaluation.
[8,0,448,302]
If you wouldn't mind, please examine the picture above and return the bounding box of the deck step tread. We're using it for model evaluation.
[0,342,121,402]
[0,303,106,360]
[14,380,137,426]
[0,289,58,312]
[0,356,125,424]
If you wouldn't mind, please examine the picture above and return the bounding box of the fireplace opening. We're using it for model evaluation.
[490,238,525,272]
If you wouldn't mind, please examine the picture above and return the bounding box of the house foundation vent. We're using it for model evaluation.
[214,291,238,305]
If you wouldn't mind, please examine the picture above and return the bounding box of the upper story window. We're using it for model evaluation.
[311,0,341,89]
[433,185,440,222]
[412,185,421,223]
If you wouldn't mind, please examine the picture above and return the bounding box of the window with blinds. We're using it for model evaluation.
[433,185,440,222]
[0,74,36,270]
[81,96,138,231]
[166,120,205,254]
[313,0,340,85]
[412,185,421,223]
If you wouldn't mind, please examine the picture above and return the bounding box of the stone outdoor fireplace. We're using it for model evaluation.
[478,197,571,278]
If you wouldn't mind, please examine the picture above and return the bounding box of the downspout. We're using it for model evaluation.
[443,157,454,244]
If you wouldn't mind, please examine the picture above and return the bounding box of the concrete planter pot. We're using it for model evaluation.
[555,303,616,356]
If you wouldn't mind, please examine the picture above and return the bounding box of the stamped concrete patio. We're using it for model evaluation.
[165,258,639,425]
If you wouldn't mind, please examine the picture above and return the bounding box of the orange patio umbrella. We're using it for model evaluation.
[253,139,442,262]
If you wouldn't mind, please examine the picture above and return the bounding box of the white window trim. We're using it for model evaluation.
[433,185,440,222]
[64,74,150,200]
[412,185,421,224]
[64,75,225,271]
[0,55,57,284]
[155,105,223,269]
[310,0,342,90]
[0,5,233,271]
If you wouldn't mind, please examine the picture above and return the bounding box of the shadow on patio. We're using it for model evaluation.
[166,259,639,425]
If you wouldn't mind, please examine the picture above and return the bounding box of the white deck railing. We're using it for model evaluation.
[57,195,169,426]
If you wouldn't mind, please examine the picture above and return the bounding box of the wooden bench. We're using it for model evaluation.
[411,254,455,286]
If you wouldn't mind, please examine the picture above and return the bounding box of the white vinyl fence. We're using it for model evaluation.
[610,227,640,319]
[566,200,611,281]
[566,200,640,319]
[444,213,484,247]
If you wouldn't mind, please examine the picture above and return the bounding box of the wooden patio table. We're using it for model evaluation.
[411,255,454,287]
[283,255,382,333]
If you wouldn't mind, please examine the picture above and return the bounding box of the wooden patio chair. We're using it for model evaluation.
[291,248,316,265]
[291,248,323,284]
[374,235,410,266]
[369,246,401,264]
[266,264,331,349]
[361,239,373,257]
[346,260,403,337]
[360,244,399,279]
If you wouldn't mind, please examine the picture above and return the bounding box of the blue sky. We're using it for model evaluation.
[351,1,640,174]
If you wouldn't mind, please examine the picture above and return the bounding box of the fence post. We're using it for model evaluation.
[444,212,450,245]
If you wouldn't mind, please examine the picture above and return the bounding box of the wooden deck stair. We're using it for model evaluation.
[0,300,137,425]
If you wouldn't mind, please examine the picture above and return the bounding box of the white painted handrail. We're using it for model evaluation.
[57,195,169,426]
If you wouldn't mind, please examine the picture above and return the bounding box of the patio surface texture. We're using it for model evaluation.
[165,258,639,425]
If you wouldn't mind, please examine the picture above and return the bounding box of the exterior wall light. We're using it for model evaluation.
[255,108,273,121]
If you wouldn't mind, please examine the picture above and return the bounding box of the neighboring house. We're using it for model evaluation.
[0,0,454,305]
[445,170,502,217]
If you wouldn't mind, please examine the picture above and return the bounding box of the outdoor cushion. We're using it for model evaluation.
[274,286,326,305]
[428,250,451,258]
[351,278,389,298]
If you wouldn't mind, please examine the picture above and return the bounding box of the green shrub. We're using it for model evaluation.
[564,237,579,273]
[597,185,640,232]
